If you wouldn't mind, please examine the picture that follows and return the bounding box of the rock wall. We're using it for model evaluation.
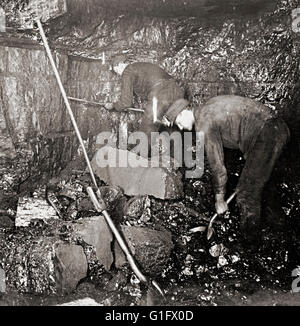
[51,0,300,152]
[0,45,68,147]
[52,0,299,114]
[0,0,299,173]
[66,56,119,140]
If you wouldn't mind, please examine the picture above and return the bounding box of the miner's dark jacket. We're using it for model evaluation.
[113,62,185,119]
[194,95,290,195]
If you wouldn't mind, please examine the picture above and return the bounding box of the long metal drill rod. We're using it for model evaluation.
[68,96,145,113]
[67,96,107,107]
[37,19,164,298]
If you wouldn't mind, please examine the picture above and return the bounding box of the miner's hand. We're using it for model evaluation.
[215,193,228,215]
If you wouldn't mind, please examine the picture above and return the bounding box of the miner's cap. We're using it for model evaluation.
[164,99,190,122]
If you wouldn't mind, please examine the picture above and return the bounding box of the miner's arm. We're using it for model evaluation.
[203,124,228,214]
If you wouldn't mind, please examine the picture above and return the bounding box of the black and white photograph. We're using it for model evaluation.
[0,0,300,313]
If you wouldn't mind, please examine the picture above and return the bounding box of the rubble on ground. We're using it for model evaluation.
[0,146,299,305]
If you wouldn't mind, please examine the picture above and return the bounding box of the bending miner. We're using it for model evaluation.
[170,95,290,248]
[110,55,190,150]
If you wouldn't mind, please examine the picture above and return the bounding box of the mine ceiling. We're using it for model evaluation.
[65,0,277,18]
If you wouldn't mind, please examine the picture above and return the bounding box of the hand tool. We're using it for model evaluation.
[207,191,237,240]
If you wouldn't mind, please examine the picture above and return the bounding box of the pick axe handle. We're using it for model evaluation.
[36,19,99,190]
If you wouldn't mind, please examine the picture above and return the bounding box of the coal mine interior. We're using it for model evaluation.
[0,0,300,307]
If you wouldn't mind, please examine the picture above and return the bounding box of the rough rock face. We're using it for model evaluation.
[0,46,68,145]
[15,197,58,227]
[0,214,115,294]
[0,43,110,163]
[123,196,151,221]
[72,215,114,271]
[0,42,144,187]
[90,146,184,199]
[99,186,127,220]
[2,1,297,138]
[49,0,299,118]
[0,268,5,293]
[0,236,88,294]
[54,242,88,294]
[0,107,16,159]
[114,225,174,277]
